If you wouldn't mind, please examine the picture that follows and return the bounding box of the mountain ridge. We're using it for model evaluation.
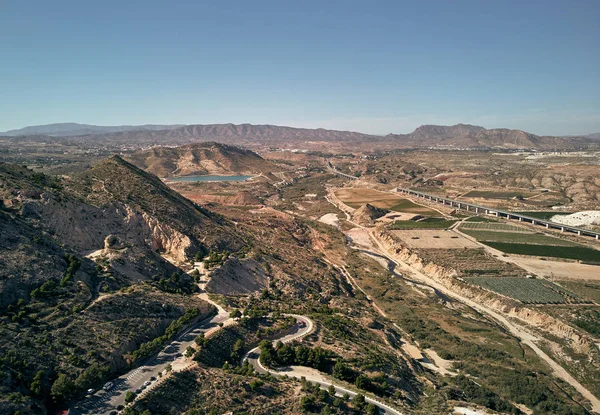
[2,122,595,149]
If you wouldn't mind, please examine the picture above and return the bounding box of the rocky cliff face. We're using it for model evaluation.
[374,228,592,353]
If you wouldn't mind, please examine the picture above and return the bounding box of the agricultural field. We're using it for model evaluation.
[459,222,532,233]
[464,216,498,223]
[464,277,586,304]
[462,190,537,199]
[513,211,573,220]
[389,218,457,230]
[391,230,479,249]
[334,188,436,214]
[482,242,600,263]
[460,229,579,247]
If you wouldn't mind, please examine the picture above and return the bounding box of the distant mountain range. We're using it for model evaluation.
[0,122,183,137]
[1,122,596,149]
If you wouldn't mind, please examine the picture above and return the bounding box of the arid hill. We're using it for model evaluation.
[353,203,389,225]
[126,142,278,177]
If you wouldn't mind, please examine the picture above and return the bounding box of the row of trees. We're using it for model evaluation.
[259,341,335,371]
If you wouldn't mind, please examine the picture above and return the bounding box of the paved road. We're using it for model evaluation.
[244,314,404,415]
[71,298,230,415]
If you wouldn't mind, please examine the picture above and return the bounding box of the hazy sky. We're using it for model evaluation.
[1,0,599,135]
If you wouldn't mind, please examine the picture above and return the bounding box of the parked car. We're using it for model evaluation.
[144,380,152,387]
[135,388,142,394]
[298,321,306,327]
[150,376,156,381]
[87,388,95,394]
[103,382,114,391]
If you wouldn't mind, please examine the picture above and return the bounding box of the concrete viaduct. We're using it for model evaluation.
[397,188,600,241]
[326,161,358,180]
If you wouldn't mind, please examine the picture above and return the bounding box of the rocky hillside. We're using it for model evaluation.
[0,158,245,414]
[126,142,278,177]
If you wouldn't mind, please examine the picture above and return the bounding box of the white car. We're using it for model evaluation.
[143,380,152,387]
[87,388,95,394]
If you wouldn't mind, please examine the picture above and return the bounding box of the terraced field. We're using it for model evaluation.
[464,277,586,304]
[460,229,579,247]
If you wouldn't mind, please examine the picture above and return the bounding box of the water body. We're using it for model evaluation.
[168,175,252,182]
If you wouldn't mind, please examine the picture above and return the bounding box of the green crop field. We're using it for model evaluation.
[481,242,600,262]
[512,211,573,220]
[463,190,536,199]
[389,219,457,230]
[464,277,584,304]
[464,216,498,223]
[460,229,578,247]
[459,222,531,232]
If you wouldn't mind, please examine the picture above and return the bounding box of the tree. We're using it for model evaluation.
[333,397,344,408]
[249,379,264,391]
[355,374,371,390]
[51,374,75,402]
[30,370,44,395]
[301,395,316,411]
[185,346,195,358]
[194,333,205,346]
[259,340,276,367]
[366,403,379,415]
[125,391,136,403]
[353,393,366,411]
[230,338,245,363]
[229,309,242,319]
[165,364,172,373]
[276,343,295,366]
[332,361,355,382]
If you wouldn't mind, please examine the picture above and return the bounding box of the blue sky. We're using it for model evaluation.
[1,0,599,135]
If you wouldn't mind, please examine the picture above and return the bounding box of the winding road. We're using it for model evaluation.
[244,314,404,415]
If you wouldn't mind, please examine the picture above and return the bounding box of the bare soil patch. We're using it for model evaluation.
[508,257,600,281]
[391,230,480,249]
